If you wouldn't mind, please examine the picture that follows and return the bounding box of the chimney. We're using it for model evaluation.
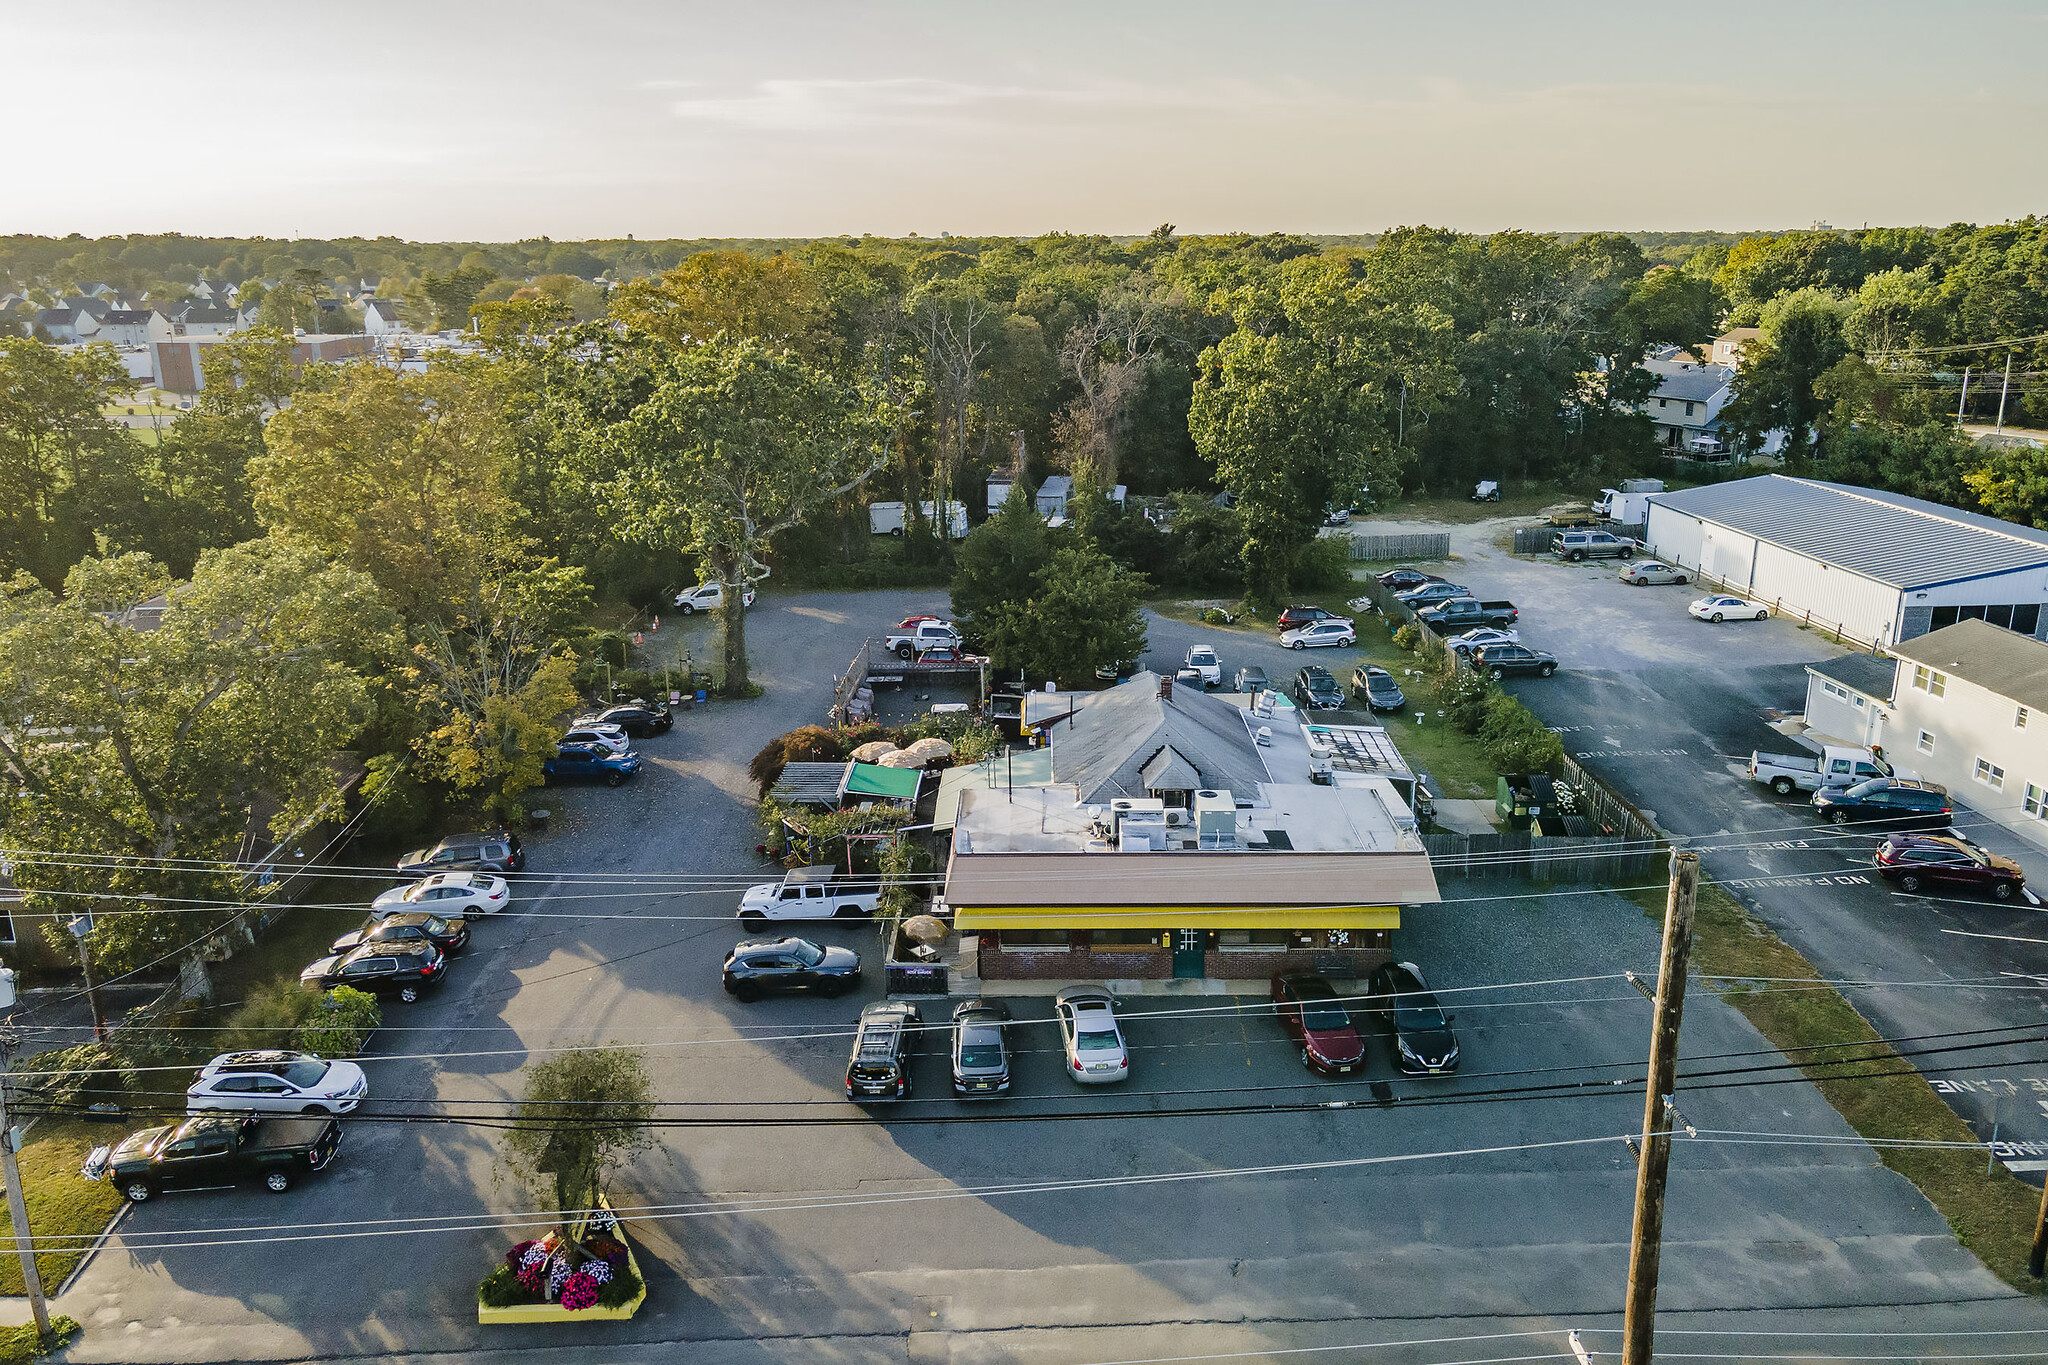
[1158,673,1173,702]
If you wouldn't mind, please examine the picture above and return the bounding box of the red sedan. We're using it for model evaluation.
[1270,973,1367,1075]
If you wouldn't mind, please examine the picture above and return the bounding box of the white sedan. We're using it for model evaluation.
[371,871,510,920]
[1447,626,1522,654]
[1280,620,1356,650]
[674,582,757,614]
[1055,985,1130,1084]
[1689,594,1771,623]
[1183,644,1222,687]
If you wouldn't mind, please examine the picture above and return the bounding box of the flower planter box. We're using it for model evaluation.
[478,1197,647,1324]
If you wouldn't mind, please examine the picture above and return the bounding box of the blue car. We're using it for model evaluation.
[543,742,643,787]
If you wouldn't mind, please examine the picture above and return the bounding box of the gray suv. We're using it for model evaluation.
[1552,530,1637,562]
[395,830,525,875]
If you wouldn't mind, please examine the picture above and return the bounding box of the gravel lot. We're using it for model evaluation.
[21,585,2048,1361]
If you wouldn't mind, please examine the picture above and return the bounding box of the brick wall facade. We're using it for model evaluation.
[977,928,1393,981]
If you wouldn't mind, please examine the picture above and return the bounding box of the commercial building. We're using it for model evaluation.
[1886,620,2048,850]
[152,332,374,393]
[1646,475,2048,648]
[942,674,1439,983]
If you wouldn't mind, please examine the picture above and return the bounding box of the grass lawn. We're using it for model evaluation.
[1633,879,2047,1293]
[1371,480,1603,525]
[0,1317,80,1365]
[202,879,372,1011]
[0,1119,130,1296]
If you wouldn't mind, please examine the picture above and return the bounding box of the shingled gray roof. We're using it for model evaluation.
[1890,619,2048,713]
[1048,673,1270,804]
[1643,357,1733,403]
[1806,652,1895,699]
[1649,475,2048,590]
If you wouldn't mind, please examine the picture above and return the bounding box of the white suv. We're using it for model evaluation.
[186,1051,368,1116]
[674,582,757,614]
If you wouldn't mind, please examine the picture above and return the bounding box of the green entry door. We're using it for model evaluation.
[1173,929,1206,978]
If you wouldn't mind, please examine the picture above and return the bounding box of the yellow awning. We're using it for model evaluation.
[953,905,1400,931]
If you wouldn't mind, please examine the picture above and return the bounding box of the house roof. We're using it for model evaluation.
[1805,652,1895,699]
[62,297,112,320]
[36,308,77,325]
[1049,673,1272,805]
[1649,474,2048,591]
[99,310,156,326]
[1643,357,1733,403]
[179,306,240,324]
[1038,476,1073,498]
[769,761,850,806]
[1889,619,2048,714]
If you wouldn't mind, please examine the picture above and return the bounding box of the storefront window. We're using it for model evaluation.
[1217,929,1291,950]
[1088,929,1162,949]
[999,929,1070,950]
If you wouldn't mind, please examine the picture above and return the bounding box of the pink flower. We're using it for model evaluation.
[559,1271,600,1311]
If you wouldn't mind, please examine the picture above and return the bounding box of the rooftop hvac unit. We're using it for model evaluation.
[1119,830,1156,852]
[1193,790,1237,846]
[1163,809,1191,828]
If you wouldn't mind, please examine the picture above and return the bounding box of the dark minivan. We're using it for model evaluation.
[396,830,525,876]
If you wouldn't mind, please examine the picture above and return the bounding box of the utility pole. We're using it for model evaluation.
[1623,850,1700,1365]
[1997,352,2014,432]
[68,917,105,1042]
[1958,366,1972,425]
[0,971,52,1338]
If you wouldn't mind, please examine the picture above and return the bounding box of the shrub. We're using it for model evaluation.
[294,986,381,1055]
[1201,607,1230,626]
[478,1264,528,1307]
[221,979,322,1052]
[1435,667,1495,734]
[1294,535,1355,592]
[1478,693,1566,776]
[1393,623,1422,652]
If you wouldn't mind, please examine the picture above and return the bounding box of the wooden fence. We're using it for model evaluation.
[1350,532,1451,561]
[1423,831,1661,882]
[1677,566,1884,653]
[829,640,873,725]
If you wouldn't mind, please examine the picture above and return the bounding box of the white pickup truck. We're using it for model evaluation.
[1748,745,1893,797]
[739,866,882,927]
[883,619,961,660]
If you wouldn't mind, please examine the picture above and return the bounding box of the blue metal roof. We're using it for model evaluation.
[1648,475,2048,591]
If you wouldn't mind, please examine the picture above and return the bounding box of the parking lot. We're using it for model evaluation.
[1404,520,2048,1174]
[28,584,2048,1361]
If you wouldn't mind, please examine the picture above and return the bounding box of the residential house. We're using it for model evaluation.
[176,305,246,337]
[1034,474,1128,523]
[1800,653,1894,751]
[154,333,373,394]
[361,299,407,335]
[60,296,113,322]
[1638,349,1735,453]
[191,278,238,304]
[93,309,174,347]
[34,307,92,342]
[943,673,1439,983]
[1709,327,1760,368]
[1886,620,2048,851]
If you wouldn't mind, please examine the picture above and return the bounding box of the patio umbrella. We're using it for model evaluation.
[875,749,922,768]
[899,737,954,765]
[901,914,949,944]
[850,741,897,763]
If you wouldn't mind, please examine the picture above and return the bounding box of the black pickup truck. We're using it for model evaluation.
[1415,598,1519,634]
[84,1113,342,1202]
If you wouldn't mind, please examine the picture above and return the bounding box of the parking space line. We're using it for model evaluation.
[1943,928,2048,946]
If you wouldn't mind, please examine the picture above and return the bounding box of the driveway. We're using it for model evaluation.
[25,587,2048,1361]
[1420,532,2048,1172]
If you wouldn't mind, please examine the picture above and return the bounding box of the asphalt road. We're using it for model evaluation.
[25,588,2048,1362]
[1425,535,2048,1173]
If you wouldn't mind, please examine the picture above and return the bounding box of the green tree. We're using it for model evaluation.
[609,251,831,358]
[502,1048,654,1246]
[1189,254,1453,601]
[1964,443,2048,529]
[1724,287,1849,461]
[421,264,498,331]
[593,335,894,694]
[0,337,134,584]
[950,477,1049,633]
[978,542,1148,686]
[0,540,389,972]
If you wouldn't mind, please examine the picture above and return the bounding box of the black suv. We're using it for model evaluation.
[1812,778,1952,829]
[300,940,447,1003]
[575,701,673,738]
[722,937,862,1001]
[1276,606,1341,633]
[845,1001,923,1100]
[329,912,469,958]
[396,830,525,876]
[951,999,1012,1095]
[1292,665,1345,710]
[1471,644,1557,679]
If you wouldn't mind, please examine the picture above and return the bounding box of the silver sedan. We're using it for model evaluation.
[1054,985,1130,1084]
[1620,560,1690,586]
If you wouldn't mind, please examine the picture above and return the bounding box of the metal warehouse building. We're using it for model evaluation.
[1645,475,2048,648]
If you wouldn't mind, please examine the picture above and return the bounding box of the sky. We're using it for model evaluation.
[5,0,2046,241]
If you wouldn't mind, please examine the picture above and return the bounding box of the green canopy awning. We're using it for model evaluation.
[843,762,922,801]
